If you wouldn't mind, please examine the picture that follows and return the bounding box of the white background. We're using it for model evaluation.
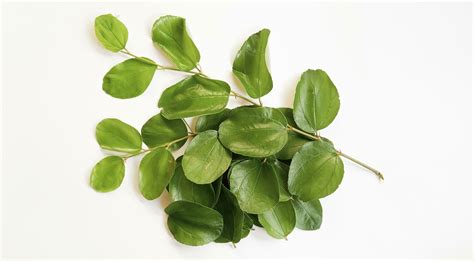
[1,1,472,259]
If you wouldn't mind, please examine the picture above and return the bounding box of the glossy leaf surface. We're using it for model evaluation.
[141,113,188,151]
[95,14,128,52]
[292,198,323,230]
[139,148,175,200]
[214,186,244,243]
[195,109,230,132]
[96,118,142,153]
[276,108,311,160]
[90,156,125,192]
[258,200,296,239]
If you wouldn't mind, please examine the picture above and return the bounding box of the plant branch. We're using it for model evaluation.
[287,125,320,141]
[338,152,384,181]
[230,90,260,106]
[122,134,195,160]
[182,119,194,134]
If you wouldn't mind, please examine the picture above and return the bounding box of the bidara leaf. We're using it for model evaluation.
[90,156,125,192]
[241,213,254,238]
[293,69,340,132]
[139,147,176,200]
[158,75,230,119]
[292,198,323,230]
[214,185,244,243]
[276,108,312,160]
[229,159,279,214]
[141,113,188,151]
[218,106,288,157]
[152,15,200,71]
[258,200,296,239]
[233,29,273,98]
[270,160,292,202]
[195,109,230,132]
[182,130,232,184]
[165,201,223,246]
[95,14,128,52]
[288,140,344,201]
[95,118,142,153]
[102,58,157,99]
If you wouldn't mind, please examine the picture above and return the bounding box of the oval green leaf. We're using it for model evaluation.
[158,75,230,119]
[293,69,340,132]
[276,108,312,160]
[229,159,279,214]
[233,29,273,98]
[90,156,125,192]
[141,113,188,151]
[288,140,344,201]
[195,109,230,132]
[102,58,157,99]
[218,106,288,157]
[258,200,296,239]
[139,148,176,200]
[214,185,244,243]
[292,198,323,230]
[270,161,291,202]
[95,118,142,153]
[165,201,223,246]
[152,15,200,71]
[182,130,232,184]
[95,14,128,52]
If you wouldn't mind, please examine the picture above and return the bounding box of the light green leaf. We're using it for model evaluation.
[276,108,312,160]
[141,113,188,151]
[139,148,176,200]
[258,201,296,239]
[293,69,340,132]
[270,161,291,202]
[165,201,223,246]
[288,140,344,201]
[95,118,142,153]
[168,160,215,207]
[214,185,244,243]
[233,29,272,98]
[95,14,128,52]
[182,130,232,184]
[229,159,279,214]
[152,15,200,71]
[218,106,288,157]
[195,109,230,132]
[158,75,230,119]
[90,156,125,192]
[292,198,323,230]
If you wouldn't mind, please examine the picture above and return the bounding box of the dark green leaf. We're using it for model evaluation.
[94,14,128,52]
[182,130,232,184]
[276,108,311,160]
[139,148,176,200]
[168,162,215,207]
[90,156,125,192]
[152,15,200,71]
[141,113,188,151]
[247,213,263,227]
[158,75,230,119]
[165,201,223,246]
[292,198,323,230]
[270,161,291,202]
[95,118,142,153]
[293,69,340,132]
[195,109,230,132]
[240,213,254,239]
[233,29,272,98]
[214,186,244,243]
[211,175,223,207]
[258,201,296,239]
[102,58,157,99]
[218,106,288,157]
[288,140,344,201]
[229,159,279,214]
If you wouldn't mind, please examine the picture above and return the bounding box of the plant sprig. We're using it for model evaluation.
[91,13,383,247]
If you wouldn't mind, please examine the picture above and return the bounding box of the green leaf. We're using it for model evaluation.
[258,201,296,239]
[233,29,272,98]
[94,14,128,52]
[182,130,232,184]
[292,198,323,230]
[214,185,244,243]
[247,213,263,227]
[293,69,340,132]
[168,161,215,207]
[270,161,292,202]
[229,159,279,214]
[139,148,176,200]
[102,58,157,99]
[195,109,230,132]
[152,15,200,71]
[141,113,188,151]
[165,201,223,246]
[158,75,230,119]
[218,106,288,157]
[288,140,344,201]
[211,176,223,207]
[276,108,311,160]
[90,156,125,192]
[95,118,142,153]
